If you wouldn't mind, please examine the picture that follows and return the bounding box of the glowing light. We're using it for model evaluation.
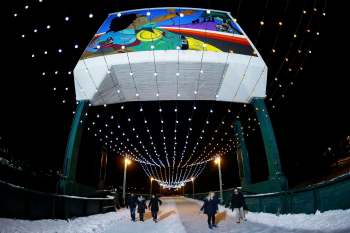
[125,158,131,165]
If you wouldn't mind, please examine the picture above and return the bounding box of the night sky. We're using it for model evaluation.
[1,0,348,194]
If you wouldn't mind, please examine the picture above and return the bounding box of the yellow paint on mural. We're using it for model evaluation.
[187,37,222,52]
[151,10,194,23]
[136,29,163,41]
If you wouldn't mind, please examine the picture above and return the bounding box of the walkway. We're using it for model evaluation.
[104,197,347,233]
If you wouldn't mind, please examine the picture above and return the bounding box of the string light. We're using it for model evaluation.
[10,3,327,188]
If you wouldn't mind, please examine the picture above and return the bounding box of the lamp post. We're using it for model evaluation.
[122,158,131,205]
[150,177,154,197]
[191,177,195,198]
[215,157,223,203]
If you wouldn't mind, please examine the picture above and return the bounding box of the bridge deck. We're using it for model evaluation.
[2,196,349,232]
[104,197,334,233]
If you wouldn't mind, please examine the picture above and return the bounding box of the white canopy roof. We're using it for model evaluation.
[73,7,267,105]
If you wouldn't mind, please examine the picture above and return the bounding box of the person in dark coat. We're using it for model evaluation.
[137,195,147,221]
[148,194,162,222]
[200,192,219,229]
[127,193,138,221]
[230,188,247,223]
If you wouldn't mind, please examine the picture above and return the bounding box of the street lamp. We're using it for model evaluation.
[150,177,154,197]
[191,177,195,198]
[214,157,223,203]
[122,158,131,205]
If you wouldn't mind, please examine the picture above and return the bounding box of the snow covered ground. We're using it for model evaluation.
[1,196,350,233]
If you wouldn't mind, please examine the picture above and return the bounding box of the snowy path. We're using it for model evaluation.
[1,196,350,233]
[103,197,186,233]
[104,197,350,233]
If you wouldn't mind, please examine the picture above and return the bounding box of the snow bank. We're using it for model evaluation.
[0,210,128,233]
[245,209,350,232]
[189,197,350,232]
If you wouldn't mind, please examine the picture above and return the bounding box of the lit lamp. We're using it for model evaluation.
[122,158,131,205]
[191,177,195,198]
[214,157,223,203]
[150,177,154,197]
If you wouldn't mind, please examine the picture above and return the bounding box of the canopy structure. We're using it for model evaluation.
[73,7,267,105]
[62,7,288,194]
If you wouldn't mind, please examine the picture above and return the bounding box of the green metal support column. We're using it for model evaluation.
[251,97,288,191]
[234,120,251,187]
[59,100,89,194]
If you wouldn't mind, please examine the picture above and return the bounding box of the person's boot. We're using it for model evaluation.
[209,224,212,229]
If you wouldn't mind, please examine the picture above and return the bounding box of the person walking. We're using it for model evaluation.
[148,194,162,222]
[200,192,219,229]
[127,193,138,221]
[137,195,147,222]
[230,188,247,223]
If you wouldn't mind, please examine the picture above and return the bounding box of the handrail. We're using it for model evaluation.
[0,180,113,200]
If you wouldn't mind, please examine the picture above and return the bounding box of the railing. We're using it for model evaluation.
[0,180,115,220]
[188,173,350,214]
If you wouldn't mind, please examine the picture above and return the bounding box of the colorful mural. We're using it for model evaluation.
[81,8,255,59]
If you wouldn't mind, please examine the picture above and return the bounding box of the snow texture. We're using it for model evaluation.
[1,197,350,233]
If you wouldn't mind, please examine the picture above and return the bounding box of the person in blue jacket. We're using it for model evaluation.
[148,194,162,222]
[127,193,138,221]
[200,192,219,229]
